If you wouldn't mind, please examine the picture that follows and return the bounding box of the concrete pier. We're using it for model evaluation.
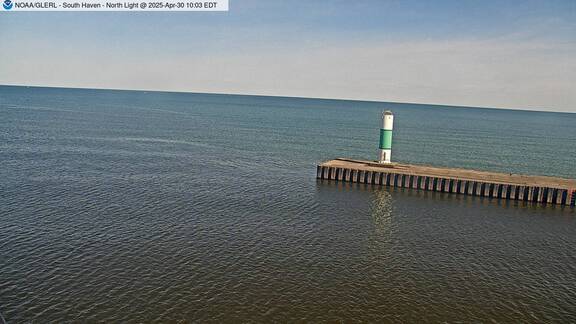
[317,158,576,207]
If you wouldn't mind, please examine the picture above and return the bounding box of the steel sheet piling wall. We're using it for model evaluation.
[316,165,574,207]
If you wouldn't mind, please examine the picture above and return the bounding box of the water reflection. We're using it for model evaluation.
[370,189,394,239]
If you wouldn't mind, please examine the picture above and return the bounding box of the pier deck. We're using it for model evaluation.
[317,158,576,207]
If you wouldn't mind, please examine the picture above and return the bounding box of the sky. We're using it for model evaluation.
[1,0,575,112]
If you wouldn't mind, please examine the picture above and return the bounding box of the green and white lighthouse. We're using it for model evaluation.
[378,110,394,164]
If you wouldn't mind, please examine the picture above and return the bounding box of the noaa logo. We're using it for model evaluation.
[3,0,13,10]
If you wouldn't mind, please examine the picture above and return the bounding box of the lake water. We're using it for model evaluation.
[1,86,575,322]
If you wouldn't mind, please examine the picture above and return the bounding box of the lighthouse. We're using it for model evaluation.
[378,110,394,164]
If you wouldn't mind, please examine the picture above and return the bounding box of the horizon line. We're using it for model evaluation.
[1,83,573,115]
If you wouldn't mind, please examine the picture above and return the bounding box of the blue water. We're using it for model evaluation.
[1,85,575,322]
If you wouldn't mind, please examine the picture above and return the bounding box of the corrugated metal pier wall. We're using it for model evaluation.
[316,165,576,207]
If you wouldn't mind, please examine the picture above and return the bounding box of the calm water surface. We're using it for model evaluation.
[1,86,575,322]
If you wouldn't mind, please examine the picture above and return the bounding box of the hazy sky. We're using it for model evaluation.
[1,0,575,112]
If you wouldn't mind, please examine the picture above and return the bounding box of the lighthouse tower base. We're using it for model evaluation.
[378,149,391,164]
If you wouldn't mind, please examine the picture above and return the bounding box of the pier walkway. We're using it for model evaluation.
[317,158,576,207]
